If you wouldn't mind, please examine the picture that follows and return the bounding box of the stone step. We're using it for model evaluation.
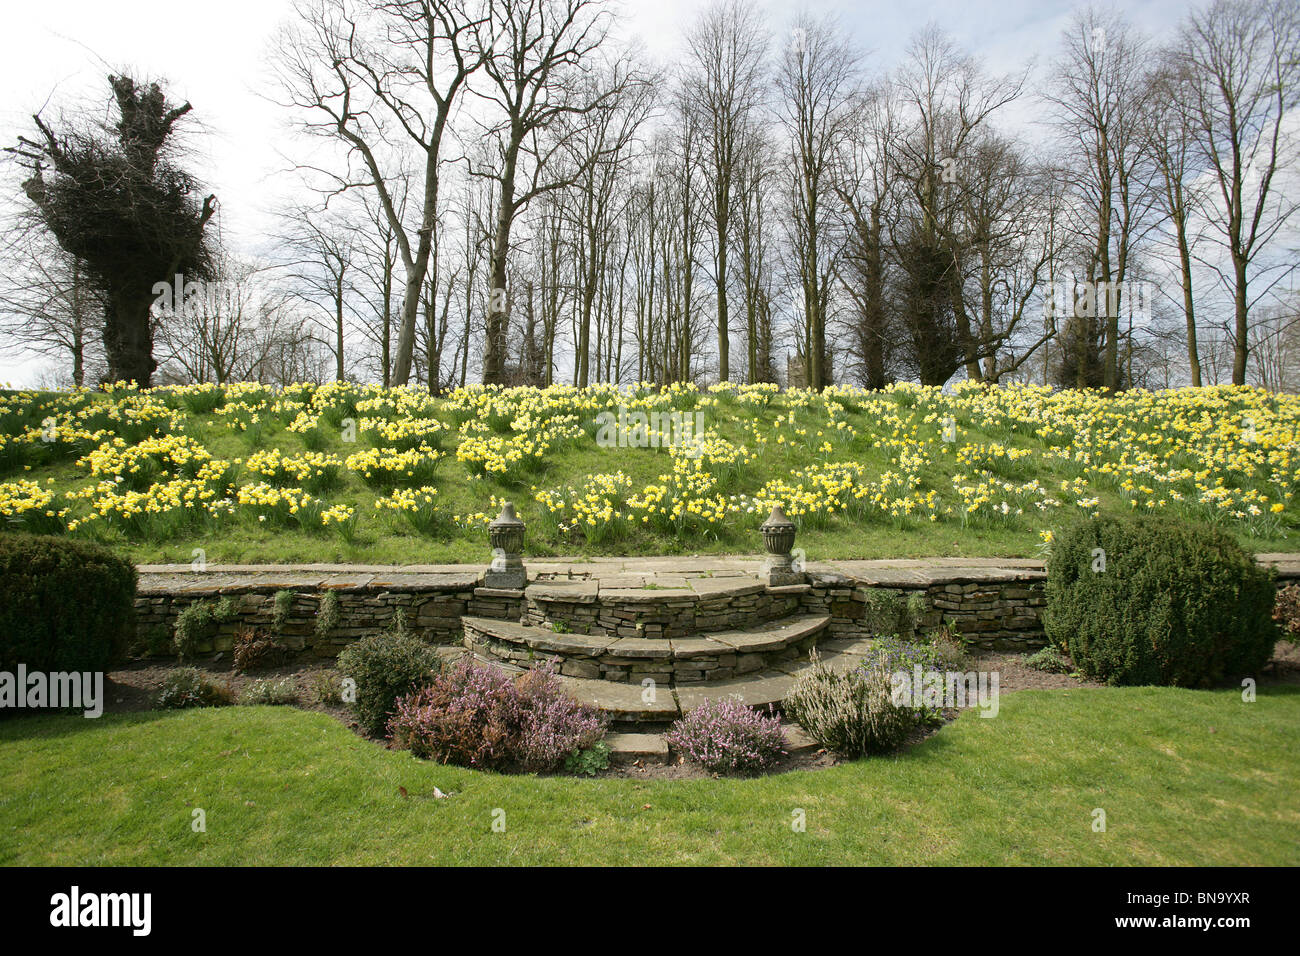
[461,613,832,683]
[444,627,877,726]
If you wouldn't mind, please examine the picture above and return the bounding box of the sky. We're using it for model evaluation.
[0,0,1220,385]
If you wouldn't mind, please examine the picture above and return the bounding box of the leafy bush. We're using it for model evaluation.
[1022,645,1074,674]
[1045,515,1277,686]
[386,660,605,772]
[336,631,443,735]
[1275,584,1300,645]
[315,591,341,637]
[157,668,233,709]
[231,626,290,673]
[271,590,296,632]
[239,676,299,706]
[0,534,136,673]
[173,600,212,662]
[783,658,920,757]
[664,697,786,775]
[565,741,611,776]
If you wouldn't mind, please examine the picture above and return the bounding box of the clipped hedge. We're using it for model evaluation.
[0,534,136,673]
[1044,515,1276,687]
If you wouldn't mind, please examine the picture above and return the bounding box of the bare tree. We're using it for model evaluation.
[470,0,641,384]
[1173,0,1300,384]
[273,0,489,386]
[681,0,768,383]
[776,12,861,390]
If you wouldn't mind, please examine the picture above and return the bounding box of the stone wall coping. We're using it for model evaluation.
[135,552,1296,597]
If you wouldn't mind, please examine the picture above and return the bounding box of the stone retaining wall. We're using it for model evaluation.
[132,559,1297,658]
[134,585,474,658]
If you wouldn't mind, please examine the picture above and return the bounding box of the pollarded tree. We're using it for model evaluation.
[9,75,218,386]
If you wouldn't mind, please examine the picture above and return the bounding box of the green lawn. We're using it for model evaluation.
[3,685,1296,865]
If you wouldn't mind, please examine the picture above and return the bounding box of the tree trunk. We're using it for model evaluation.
[103,288,157,386]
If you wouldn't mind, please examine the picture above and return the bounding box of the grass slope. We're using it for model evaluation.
[2,685,1296,866]
[1,382,1296,564]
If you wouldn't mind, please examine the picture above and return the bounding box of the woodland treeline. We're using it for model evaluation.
[3,0,1299,392]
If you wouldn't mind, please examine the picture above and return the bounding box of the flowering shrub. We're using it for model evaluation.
[239,676,299,705]
[783,658,919,757]
[858,634,965,724]
[664,697,786,775]
[387,660,605,772]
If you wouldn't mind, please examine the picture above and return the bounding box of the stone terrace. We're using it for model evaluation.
[135,554,1300,726]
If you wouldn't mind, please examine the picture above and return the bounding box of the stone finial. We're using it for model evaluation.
[760,505,803,586]
[485,501,527,590]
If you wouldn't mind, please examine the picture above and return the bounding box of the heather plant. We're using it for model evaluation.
[664,697,786,775]
[157,668,233,709]
[336,631,443,736]
[783,658,920,757]
[386,660,605,772]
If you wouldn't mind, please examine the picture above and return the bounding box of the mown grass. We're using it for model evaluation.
[2,685,1296,865]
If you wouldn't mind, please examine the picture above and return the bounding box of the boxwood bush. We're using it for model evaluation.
[1045,515,1276,687]
[336,631,443,735]
[0,534,136,673]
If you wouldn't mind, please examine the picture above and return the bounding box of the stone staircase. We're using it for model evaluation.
[447,573,876,725]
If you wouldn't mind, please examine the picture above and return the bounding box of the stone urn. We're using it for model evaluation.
[760,505,803,585]
[485,501,527,589]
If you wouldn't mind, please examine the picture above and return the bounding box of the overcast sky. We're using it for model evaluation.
[0,0,1220,385]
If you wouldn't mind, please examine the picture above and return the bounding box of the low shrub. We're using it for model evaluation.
[565,741,611,776]
[1022,645,1074,674]
[306,670,345,705]
[386,660,605,772]
[173,600,212,662]
[239,676,299,706]
[336,631,443,735]
[157,668,233,709]
[231,626,290,673]
[1045,515,1277,686]
[783,658,920,757]
[857,634,962,724]
[0,534,136,674]
[1275,584,1300,645]
[664,697,786,775]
